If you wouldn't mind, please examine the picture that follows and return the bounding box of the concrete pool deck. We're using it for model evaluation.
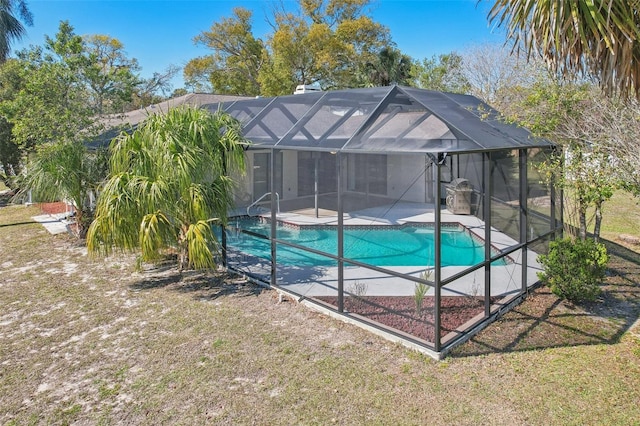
[227,202,543,298]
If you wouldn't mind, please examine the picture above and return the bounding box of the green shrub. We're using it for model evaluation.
[537,237,608,303]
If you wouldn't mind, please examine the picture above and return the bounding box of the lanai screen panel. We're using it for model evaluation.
[242,93,324,145]
[275,87,388,150]
[219,86,560,357]
[344,89,478,153]
[403,87,554,152]
[443,92,550,148]
[215,97,274,124]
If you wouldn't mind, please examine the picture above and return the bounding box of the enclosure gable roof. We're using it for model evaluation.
[212,86,553,154]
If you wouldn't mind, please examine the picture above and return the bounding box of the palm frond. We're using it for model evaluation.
[139,211,175,262]
[488,0,640,98]
[185,220,218,269]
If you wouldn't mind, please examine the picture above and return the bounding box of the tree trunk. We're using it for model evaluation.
[71,196,91,239]
[76,207,94,239]
[74,210,84,239]
[178,227,189,271]
[593,201,603,244]
[578,206,587,241]
[178,250,188,271]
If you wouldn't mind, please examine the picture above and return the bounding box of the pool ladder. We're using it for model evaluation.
[247,192,280,217]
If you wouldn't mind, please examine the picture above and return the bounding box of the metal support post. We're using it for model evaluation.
[484,152,492,317]
[519,149,528,293]
[434,154,443,352]
[337,153,344,312]
[270,149,277,287]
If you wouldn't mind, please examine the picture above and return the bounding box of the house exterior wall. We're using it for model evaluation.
[387,154,429,203]
[282,150,298,200]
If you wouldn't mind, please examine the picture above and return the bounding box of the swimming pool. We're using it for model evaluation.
[224,219,497,267]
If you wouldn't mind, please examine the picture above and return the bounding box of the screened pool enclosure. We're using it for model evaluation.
[204,86,561,358]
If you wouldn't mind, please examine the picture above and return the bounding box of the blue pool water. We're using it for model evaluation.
[224,220,494,267]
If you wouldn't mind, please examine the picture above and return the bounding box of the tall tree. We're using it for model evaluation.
[184,56,215,93]
[595,96,640,197]
[364,47,413,87]
[0,21,151,150]
[81,35,141,115]
[500,78,620,241]
[412,52,470,93]
[186,0,392,96]
[258,10,328,95]
[0,58,24,187]
[460,43,546,104]
[87,107,247,270]
[488,0,640,98]
[185,7,265,96]
[126,65,180,109]
[0,0,33,62]
[272,0,390,91]
[1,22,96,149]
[0,21,149,194]
[0,116,19,187]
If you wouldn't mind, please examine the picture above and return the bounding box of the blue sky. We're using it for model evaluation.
[15,0,505,91]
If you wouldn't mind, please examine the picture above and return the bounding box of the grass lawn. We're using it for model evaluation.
[597,191,640,244]
[1,196,639,425]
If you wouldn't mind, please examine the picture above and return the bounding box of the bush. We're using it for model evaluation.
[537,238,608,303]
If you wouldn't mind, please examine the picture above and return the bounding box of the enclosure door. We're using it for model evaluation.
[297,152,337,196]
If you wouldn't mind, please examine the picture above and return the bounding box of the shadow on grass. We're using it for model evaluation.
[0,221,35,228]
[450,237,640,358]
[130,266,264,301]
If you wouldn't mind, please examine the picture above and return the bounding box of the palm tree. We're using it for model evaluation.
[366,47,413,87]
[488,0,640,98]
[0,0,33,62]
[87,106,247,271]
[20,141,107,238]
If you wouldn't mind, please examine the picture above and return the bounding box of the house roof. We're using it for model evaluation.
[88,93,251,149]
[99,93,249,129]
[203,85,554,154]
